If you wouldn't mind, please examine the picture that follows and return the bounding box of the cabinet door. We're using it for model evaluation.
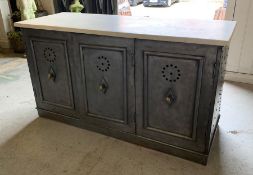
[23,29,79,118]
[135,40,219,152]
[74,34,135,133]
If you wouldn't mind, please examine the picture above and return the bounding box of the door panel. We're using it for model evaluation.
[82,46,126,123]
[144,52,202,139]
[135,39,219,152]
[32,40,73,108]
[75,34,135,133]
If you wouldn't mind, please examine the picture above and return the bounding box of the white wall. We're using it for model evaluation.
[225,0,253,84]
[0,0,11,48]
[0,0,55,49]
[40,0,55,14]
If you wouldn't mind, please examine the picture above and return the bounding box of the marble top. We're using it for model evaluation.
[15,12,236,46]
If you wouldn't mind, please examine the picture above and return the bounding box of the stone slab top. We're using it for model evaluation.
[15,12,236,46]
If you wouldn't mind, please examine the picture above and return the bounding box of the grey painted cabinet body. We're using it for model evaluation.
[22,29,226,165]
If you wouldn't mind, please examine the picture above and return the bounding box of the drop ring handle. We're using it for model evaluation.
[98,83,108,94]
[165,88,176,106]
[48,67,56,81]
[165,96,173,105]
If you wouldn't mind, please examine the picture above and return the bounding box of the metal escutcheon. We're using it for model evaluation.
[165,88,176,106]
[98,78,108,94]
[48,67,56,81]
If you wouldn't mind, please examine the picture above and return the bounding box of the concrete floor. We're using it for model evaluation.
[0,55,253,175]
[131,0,223,19]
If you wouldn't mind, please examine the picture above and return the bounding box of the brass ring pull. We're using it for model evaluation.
[48,67,56,81]
[165,88,176,106]
[99,84,107,93]
[98,78,108,94]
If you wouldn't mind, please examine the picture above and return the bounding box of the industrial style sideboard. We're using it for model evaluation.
[15,13,236,164]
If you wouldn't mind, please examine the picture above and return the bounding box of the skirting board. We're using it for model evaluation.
[225,71,253,85]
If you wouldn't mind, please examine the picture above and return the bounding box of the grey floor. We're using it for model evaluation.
[0,56,253,175]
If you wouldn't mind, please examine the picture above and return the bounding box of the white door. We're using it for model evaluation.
[225,0,253,84]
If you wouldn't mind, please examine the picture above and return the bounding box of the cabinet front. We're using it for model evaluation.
[23,30,79,118]
[143,52,202,138]
[76,35,135,133]
[135,40,218,152]
[31,39,77,114]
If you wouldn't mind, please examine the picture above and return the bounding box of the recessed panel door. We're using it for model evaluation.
[29,37,77,117]
[77,35,135,133]
[135,39,219,152]
[143,52,202,138]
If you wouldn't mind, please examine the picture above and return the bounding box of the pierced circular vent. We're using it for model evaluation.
[96,56,110,72]
[44,48,56,63]
[161,64,181,82]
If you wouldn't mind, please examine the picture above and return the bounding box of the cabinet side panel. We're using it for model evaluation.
[208,47,228,149]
